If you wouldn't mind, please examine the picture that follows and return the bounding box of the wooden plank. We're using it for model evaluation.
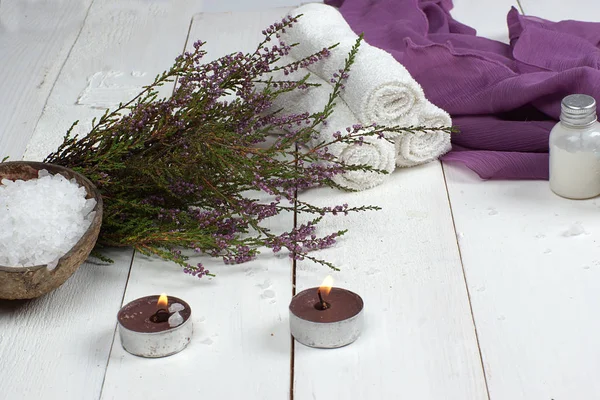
[294,163,489,399]
[0,1,203,399]
[451,0,517,42]
[443,164,600,399]
[204,0,318,13]
[0,248,133,400]
[23,0,201,161]
[292,2,509,396]
[443,1,600,399]
[520,0,597,20]
[100,9,297,400]
[0,0,93,160]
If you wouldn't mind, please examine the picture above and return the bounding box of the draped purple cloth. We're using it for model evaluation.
[325,0,600,179]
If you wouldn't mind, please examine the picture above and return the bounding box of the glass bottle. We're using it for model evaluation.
[549,94,600,199]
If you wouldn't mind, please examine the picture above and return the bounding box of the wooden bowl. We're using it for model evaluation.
[0,161,103,300]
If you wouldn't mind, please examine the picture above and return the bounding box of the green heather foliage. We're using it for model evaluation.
[44,16,451,277]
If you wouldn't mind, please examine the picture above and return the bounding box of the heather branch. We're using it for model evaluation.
[41,16,454,278]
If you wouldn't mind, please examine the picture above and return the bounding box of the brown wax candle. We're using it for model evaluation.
[117,295,193,358]
[289,287,364,348]
[289,287,363,323]
[117,295,191,333]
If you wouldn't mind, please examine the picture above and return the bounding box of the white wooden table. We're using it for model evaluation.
[1,1,599,399]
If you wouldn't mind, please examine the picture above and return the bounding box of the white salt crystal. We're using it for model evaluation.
[0,170,96,269]
[563,222,586,237]
[168,303,185,313]
[261,289,276,299]
[82,198,96,215]
[168,311,184,328]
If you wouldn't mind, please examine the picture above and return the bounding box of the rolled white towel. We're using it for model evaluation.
[394,103,452,167]
[259,65,396,191]
[281,3,425,127]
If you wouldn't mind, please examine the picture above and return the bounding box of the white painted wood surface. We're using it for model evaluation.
[521,0,598,21]
[0,0,92,161]
[295,164,488,399]
[0,1,203,400]
[450,0,517,42]
[0,249,132,400]
[444,0,600,400]
[446,1,600,399]
[444,165,600,400]
[23,0,203,161]
[1,0,600,399]
[204,0,316,12]
[100,9,297,400]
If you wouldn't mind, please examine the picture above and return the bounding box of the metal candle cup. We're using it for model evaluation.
[117,295,192,358]
[289,287,364,349]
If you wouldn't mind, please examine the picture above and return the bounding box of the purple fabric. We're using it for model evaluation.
[326,0,600,179]
[442,147,549,180]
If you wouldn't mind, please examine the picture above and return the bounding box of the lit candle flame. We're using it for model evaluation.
[318,275,333,298]
[157,293,168,309]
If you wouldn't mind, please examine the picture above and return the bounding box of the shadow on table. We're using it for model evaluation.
[0,298,38,312]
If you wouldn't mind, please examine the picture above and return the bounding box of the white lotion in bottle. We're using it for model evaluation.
[549,94,600,199]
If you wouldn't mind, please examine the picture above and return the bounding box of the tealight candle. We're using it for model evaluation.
[289,276,364,348]
[117,293,192,358]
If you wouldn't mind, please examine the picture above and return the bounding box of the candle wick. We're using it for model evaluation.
[150,308,170,323]
[317,290,329,310]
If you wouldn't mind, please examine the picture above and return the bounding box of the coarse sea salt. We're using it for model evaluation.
[168,303,185,313]
[168,311,184,328]
[563,222,586,237]
[0,169,96,269]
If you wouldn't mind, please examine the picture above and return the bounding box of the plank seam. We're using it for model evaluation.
[440,161,492,400]
[172,15,196,94]
[290,142,299,400]
[25,0,96,161]
[98,13,196,399]
[97,249,136,400]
